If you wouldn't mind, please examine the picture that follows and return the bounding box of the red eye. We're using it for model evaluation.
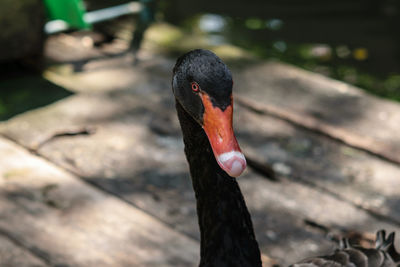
[191,82,200,92]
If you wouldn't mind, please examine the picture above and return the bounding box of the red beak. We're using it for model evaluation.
[200,93,246,177]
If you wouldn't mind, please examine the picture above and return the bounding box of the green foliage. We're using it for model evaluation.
[175,14,400,102]
[0,75,71,121]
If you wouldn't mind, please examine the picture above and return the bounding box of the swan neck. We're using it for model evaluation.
[175,100,262,267]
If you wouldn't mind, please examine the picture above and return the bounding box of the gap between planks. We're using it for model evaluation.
[0,227,52,266]
[235,95,400,227]
[0,133,278,267]
[235,94,400,166]
[0,132,195,238]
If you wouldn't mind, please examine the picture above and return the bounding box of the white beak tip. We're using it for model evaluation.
[217,151,247,177]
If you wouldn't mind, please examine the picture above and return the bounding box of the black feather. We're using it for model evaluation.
[172,49,399,267]
[176,101,262,267]
[292,231,399,267]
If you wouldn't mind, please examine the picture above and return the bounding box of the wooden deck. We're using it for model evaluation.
[0,32,400,266]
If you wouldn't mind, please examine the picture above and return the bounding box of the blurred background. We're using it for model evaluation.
[0,0,400,266]
[1,0,400,116]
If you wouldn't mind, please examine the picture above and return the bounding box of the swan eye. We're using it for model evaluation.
[191,82,200,92]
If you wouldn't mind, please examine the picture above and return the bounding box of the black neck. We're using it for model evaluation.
[176,101,262,267]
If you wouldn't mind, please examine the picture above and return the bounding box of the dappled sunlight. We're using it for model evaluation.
[237,164,400,265]
[235,103,400,236]
[0,137,199,266]
[1,1,400,266]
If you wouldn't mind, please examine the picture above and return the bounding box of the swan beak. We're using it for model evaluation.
[200,93,246,177]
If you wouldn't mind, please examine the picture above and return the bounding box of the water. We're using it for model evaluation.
[162,1,400,101]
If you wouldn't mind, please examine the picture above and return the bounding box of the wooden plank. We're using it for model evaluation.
[0,234,48,267]
[2,55,400,265]
[17,122,400,265]
[238,171,399,265]
[235,104,400,224]
[233,61,400,165]
[0,137,199,267]
[1,86,398,265]
[236,95,400,165]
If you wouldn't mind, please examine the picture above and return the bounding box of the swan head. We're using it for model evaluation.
[172,49,246,178]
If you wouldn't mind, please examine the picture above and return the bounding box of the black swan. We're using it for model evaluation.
[172,49,400,267]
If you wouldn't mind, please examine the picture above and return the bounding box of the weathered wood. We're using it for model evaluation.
[236,95,400,165]
[238,172,398,264]
[233,61,400,165]
[0,234,48,267]
[2,52,400,265]
[235,104,400,224]
[0,137,199,267]
[1,67,399,265]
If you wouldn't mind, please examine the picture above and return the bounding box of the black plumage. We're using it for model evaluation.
[172,49,399,267]
[293,230,400,267]
[176,101,262,267]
